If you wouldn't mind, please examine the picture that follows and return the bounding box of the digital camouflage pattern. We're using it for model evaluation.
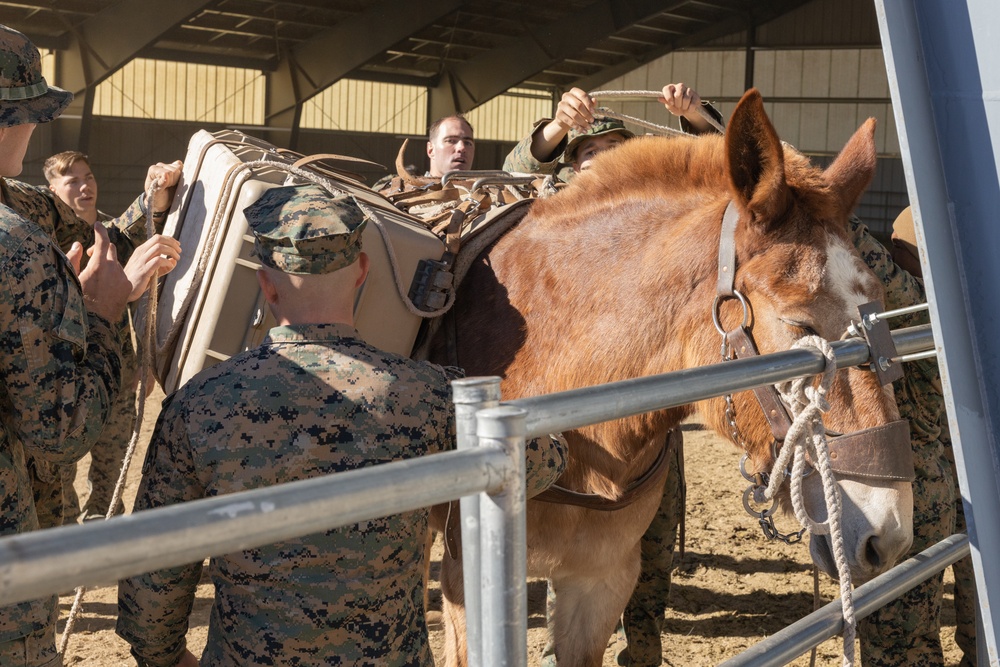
[502,118,579,184]
[246,184,367,275]
[0,201,123,644]
[117,323,567,666]
[2,179,152,529]
[564,118,635,163]
[0,25,73,128]
[850,218,974,666]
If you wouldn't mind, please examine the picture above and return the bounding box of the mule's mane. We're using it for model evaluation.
[535,134,838,235]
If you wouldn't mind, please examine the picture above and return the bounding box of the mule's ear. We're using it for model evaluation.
[823,118,877,217]
[725,88,792,227]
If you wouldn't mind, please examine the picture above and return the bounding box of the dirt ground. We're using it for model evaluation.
[56,388,964,666]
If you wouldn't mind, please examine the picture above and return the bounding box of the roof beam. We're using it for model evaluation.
[569,0,811,92]
[426,0,686,121]
[54,0,212,95]
[50,0,212,152]
[264,0,466,149]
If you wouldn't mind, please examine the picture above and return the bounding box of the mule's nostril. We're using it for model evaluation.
[865,537,882,570]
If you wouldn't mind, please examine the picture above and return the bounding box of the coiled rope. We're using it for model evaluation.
[763,335,856,667]
[588,88,727,135]
[59,180,163,655]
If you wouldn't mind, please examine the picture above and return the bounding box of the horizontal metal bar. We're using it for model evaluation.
[719,533,970,667]
[0,447,509,607]
[513,324,934,438]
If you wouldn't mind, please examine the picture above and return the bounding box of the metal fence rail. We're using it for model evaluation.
[0,444,511,606]
[720,533,970,667]
[0,324,936,667]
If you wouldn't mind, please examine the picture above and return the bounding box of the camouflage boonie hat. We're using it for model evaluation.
[245,184,368,275]
[0,25,73,128]
[564,117,634,163]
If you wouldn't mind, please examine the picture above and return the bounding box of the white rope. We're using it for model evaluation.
[763,335,857,667]
[589,88,728,134]
[59,181,163,656]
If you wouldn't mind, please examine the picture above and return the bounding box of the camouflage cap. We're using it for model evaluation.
[245,184,368,275]
[0,25,73,128]
[564,117,635,163]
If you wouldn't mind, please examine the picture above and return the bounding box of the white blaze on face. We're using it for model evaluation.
[824,236,878,319]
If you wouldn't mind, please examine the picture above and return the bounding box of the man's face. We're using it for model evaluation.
[427,118,475,177]
[573,132,629,173]
[49,160,98,218]
[0,123,36,178]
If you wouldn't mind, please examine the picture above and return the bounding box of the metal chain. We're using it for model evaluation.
[725,329,808,545]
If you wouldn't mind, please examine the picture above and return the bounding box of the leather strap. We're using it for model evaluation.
[533,430,677,511]
[813,419,915,481]
[725,327,793,441]
[716,201,741,297]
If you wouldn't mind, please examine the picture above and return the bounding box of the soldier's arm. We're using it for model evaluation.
[849,217,944,414]
[850,217,929,322]
[0,222,123,464]
[117,393,205,667]
[524,433,568,498]
[503,119,567,175]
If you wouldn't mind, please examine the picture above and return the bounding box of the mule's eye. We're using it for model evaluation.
[781,319,819,337]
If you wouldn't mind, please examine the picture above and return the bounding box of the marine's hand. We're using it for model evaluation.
[553,87,597,133]
[123,233,182,302]
[146,160,184,216]
[78,223,131,322]
[660,83,702,117]
[66,241,85,275]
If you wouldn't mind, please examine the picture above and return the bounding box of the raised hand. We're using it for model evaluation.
[78,222,131,322]
[123,234,182,302]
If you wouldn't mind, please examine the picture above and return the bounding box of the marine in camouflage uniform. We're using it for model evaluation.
[8,173,160,528]
[850,217,968,666]
[116,184,567,667]
[505,93,719,667]
[0,24,127,666]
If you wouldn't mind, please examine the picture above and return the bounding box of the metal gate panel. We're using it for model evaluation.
[875,1,1000,663]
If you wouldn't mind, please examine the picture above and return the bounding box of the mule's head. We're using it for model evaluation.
[713,89,913,582]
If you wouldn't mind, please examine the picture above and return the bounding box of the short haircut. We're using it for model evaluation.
[43,150,91,183]
[427,115,474,142]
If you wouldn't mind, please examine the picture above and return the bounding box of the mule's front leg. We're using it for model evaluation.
[434,504,470,667]
[548,544,642,667]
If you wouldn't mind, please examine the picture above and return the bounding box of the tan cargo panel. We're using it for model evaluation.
[154,129,446,394]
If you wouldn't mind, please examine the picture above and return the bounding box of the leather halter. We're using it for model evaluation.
[715,201,914,483]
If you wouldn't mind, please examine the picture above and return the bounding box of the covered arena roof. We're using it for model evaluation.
[0,0,817,120]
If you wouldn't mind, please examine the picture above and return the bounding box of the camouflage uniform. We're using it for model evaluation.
[850,218,963,666]
[0,190,124,660]
[0,24,126,664]
[116,185,568,666]
[2,177,154,528]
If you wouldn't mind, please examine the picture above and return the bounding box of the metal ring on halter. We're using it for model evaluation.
[739,453,769,485]
[712,289,750,336]
[742,484,778,518]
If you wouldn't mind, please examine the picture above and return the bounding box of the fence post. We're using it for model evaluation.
[452,376,502,667]
[476,405,529,667]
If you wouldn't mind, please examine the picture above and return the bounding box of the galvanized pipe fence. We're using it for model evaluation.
[0,324,937,667]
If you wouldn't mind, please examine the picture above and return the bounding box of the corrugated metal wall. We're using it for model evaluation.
[33,0,907,236]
